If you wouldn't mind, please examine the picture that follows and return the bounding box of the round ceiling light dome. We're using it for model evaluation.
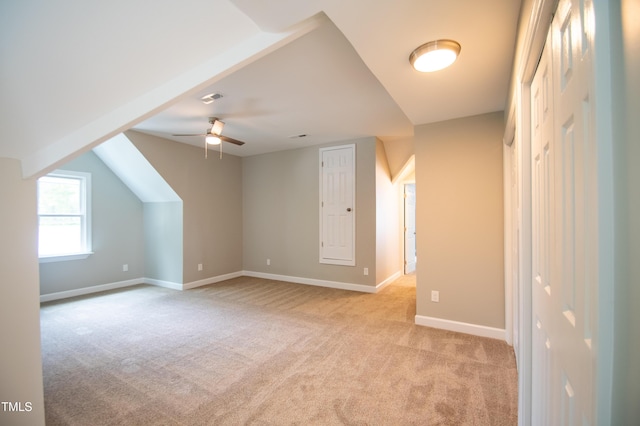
[410,39,461,72]
[205,134,221,145]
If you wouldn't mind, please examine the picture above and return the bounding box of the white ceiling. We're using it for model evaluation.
[134,17,414,157]
[134,0,522,157]
[0,0,522,172]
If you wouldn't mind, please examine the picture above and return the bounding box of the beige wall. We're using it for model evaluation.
[127,131,243,284]
[242,137,378,286]
[415,112,505,329]
[382,136,414,180]
[375,139,403,283]
[0,158,45,425]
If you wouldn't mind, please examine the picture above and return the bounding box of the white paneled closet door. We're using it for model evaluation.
[319,144,355,266]
[530,0,597,424]
[531,32,554,426]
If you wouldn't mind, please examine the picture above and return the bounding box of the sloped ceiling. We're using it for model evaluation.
[232,0,522,124]
[0,0,521,175]
[134,17,414,157]
[93,134,180,203]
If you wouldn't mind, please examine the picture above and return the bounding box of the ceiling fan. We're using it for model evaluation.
[173,117,245,159]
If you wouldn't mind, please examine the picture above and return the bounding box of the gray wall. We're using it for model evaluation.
[0,158,45,425]
[611,0,640,422]
[144,202,183,283]
[38,133,401,291]
[39,151,145,295]
[415,112,505,329]
[242,137,378,286]
[127,131,243,284]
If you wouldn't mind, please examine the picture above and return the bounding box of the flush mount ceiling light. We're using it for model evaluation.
[409,39,461,72]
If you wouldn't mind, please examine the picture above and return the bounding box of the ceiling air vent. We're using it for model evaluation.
[201,93,223,104]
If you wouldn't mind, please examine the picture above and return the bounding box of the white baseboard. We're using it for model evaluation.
[242,270,378,293]
[143,278,183,291]
[376,270,402,291]
[41,271,244,302]
[139,272,244,291]
[40,270,402,303]
[415,314,506,341]
[183,271,243,290]
[40,278,145,302]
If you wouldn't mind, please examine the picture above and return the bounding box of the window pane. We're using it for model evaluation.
[38,176,81,215]
[39,216,82,256]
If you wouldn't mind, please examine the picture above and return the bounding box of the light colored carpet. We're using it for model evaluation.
[40,275,517,425]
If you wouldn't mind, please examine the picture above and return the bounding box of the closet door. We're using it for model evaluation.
[319,144,355,265]
[531,0,597,424]
[531,33,554,426]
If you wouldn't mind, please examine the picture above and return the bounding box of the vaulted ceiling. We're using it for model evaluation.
[0,0,521,173]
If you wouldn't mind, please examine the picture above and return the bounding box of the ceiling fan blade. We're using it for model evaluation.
[219,135,245,146]
[172,133,207,137]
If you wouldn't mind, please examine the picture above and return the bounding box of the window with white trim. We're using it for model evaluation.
[37,170,92,261]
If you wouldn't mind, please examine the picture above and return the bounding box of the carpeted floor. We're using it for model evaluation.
[40,275,517,425]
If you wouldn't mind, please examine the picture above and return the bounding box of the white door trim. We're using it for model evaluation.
[505,1,557,425]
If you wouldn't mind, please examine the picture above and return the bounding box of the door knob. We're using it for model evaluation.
[347,208,352,212]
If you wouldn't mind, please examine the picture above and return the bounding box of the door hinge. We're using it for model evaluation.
[321,241,324,247]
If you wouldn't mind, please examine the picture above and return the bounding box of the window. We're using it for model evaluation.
[37,170,92,261]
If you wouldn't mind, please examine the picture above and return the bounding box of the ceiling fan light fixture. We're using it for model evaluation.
[410,39,461,72]
[206,134,222,145]
[210,118,225,135]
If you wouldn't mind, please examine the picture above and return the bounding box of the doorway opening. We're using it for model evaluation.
[404,183,416,275]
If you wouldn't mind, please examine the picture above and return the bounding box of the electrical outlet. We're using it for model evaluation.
[431,290,440,302]
[122,264,128,272]
[197,263,203,271]
[267,259,271,266]
[364,267,369,276]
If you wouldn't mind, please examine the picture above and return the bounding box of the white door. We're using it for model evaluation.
[530,0,597,423]
[319,145,355,265]
[531,33,554,426]
[404,183,416,274]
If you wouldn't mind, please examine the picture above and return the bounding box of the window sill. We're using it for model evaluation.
[39,252,93,263]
